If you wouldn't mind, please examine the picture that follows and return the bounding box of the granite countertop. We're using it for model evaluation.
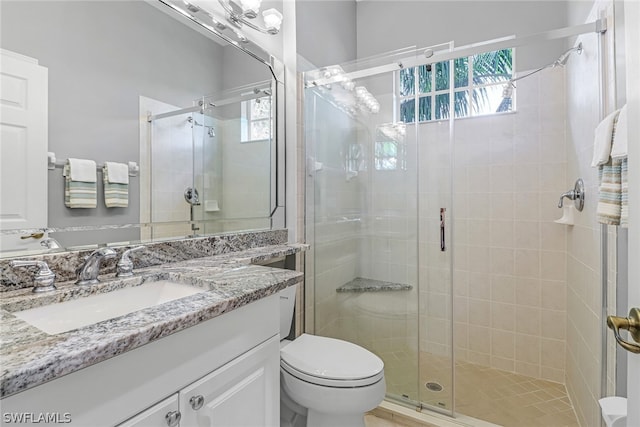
[0,244,305,398]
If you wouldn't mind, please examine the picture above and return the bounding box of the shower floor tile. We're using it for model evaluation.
[379,350,580,427]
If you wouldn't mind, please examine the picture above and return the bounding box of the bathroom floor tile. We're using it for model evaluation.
[377,349,580,427]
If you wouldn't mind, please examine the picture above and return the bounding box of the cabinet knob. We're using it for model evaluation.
[189,395,204,410]
[165,410,181,427]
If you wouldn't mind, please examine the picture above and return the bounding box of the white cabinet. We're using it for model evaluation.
[1,294,280,427]
[117,336,280,427]
[179,335,280,427]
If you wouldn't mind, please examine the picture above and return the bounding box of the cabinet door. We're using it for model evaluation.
[117,394,181,427]
[179,335,280,427]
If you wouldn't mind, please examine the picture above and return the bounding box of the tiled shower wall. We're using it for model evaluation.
[445,67,569,382]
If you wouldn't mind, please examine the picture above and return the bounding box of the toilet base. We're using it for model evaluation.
[280,368,385,427]
[281,388,307,427]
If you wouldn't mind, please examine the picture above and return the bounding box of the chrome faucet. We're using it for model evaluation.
[116,246,145,277]
[557,190,577,208]
[76,247,116,285]
[557,178,585,211]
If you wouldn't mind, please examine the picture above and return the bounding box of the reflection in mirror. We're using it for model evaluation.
[142,81,273,241]
[0,0,278,257]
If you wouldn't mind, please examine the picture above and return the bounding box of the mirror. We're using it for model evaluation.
[0,0,283,256]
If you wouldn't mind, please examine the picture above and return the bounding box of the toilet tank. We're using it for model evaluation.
[279,285,297,339]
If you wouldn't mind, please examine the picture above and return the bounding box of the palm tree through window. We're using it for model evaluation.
[399,48,513,123]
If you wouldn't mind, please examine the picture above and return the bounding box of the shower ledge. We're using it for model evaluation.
[336,277,412,293]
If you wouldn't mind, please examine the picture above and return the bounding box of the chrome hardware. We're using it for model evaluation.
[184,187,201,206]
[75,248,116,285]
[21,232,44,240]
[116,246,145,277]
[440,208,446,252]
[558,178,585,211]
[165,411,181,427]
[40,238,61,250]
[9,260,57,293]
[607,308,640,354]
[189,395,204,410]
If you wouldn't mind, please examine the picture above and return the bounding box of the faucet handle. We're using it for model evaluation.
[116,246,145,277]
[9,260,57,293]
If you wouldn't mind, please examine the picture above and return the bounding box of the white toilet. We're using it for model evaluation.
[279,286,386,427]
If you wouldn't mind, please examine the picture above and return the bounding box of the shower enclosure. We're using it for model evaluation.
[305,45,455,412]
[305,20,609,426]
[142,81,275,240]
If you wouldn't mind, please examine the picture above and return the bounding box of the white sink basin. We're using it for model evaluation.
[13,280,204,335]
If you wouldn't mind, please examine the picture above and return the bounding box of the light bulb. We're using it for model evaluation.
[342,80,355,91]
[262,8,283,33]
[240,0,261,17]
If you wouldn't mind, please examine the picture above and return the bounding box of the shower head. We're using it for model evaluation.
[554,42,583,67]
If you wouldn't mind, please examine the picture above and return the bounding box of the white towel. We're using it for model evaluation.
[66,158,97,182]
[611,104,628,159]
[103,162,129,184]
[103,162,129,208]
[591,109,621,167]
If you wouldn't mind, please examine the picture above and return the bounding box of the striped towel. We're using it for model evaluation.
[621,157,628,228]
[64,159,97,209]
[597,158,623,225]
[103,162,129,208]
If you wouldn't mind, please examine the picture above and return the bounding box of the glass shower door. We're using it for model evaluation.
[190,87,273,234]
[306,61,422,406]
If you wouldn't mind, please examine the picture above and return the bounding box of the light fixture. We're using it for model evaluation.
[217,0,283,34]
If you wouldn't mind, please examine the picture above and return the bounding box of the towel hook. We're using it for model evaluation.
[558,178,585,212]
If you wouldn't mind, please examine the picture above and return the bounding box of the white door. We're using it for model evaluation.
[0,49,48,252]
[624,1,639,424]
[117,394,181,427]
[179,335,280,427]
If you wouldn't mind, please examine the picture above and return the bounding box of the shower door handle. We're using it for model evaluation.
[440,208,446,252]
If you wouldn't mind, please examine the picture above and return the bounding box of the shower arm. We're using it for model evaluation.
[505,43,583,90]
[506,64,550,88]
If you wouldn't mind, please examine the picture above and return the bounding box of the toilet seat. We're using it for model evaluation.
[280,334,384,388]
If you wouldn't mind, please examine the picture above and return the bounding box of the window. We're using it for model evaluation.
[398,48,513,123]
[241,96,272,142]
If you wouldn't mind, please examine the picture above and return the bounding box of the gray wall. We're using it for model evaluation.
[1,1,272,248]
[295,1,570,71]
[356,1,569,71]
[0,1,225,234]
[296,0,358,68]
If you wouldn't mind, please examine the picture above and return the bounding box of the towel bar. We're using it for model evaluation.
[47,153,139,177]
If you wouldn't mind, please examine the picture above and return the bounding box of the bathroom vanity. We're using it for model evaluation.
[0,240,304,426]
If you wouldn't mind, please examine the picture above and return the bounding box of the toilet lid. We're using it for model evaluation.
[280,334,384,385]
